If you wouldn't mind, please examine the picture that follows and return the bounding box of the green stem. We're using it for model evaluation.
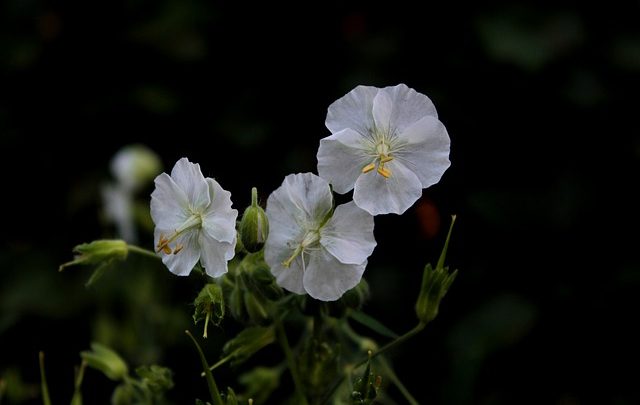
[185,330,224,405]
[127,245,161,260]
[275,319,308,405]
[201,353,235,377]
[355,322,426,368]
[377,357,419,405]
[70,360,87,405]
[38,352,52,405]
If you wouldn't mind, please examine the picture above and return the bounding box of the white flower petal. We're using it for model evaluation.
[170,158,211,211]
[272,261,307,296]
[378,84,437,134]
[202,178,238,243]
[325,85,378,135]
[150,173,190,230]
[317,129,371,194]
[353,160,423,215]
[395,116,451,188]
[303,248,366,301]
[199,232,235,278]
[321,202,376,265]
[278,173,333,226]
[372,89,394,135]
[155,229,200,276]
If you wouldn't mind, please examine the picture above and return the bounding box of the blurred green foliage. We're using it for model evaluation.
[1,0,639,403]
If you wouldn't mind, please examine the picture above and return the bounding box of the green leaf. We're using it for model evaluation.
[349,311,398,339]
[185,330,224,405]
[221,326,275,367]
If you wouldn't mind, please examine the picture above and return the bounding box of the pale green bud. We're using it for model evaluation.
[415,215,458,324]
[111,383,134,405]
[59,240,128,271]
[239,188,269,253]
[81,343,128,381]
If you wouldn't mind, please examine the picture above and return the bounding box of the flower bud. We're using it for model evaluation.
[193,284,225,338]
[111,384,134,405]
[81,343,129,381]
[415,215,458,324]
[225,387,238,405]
[239,188,269,253]
[59,240,128,271]
[351,352,381,405]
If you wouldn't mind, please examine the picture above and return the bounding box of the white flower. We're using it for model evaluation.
[150,158,238,278]
[317,83,451,215]
[264,173,376,301]
[111,144,162,192]
[102,184,136,243]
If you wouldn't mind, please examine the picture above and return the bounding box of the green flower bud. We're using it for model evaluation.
[111,383,134,405]
[193,284,225,338]
[59,240,128,271]
[225,387,238,405]
[415,215,458,324]
[351,352,382,405]
[81,343,129,381]
[239,188,269,253]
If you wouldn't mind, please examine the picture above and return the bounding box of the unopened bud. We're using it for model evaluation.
[59,240,128,272]
[239,188,269,253]
[415,215,458,324]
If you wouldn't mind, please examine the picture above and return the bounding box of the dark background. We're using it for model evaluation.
[2,1,639,403]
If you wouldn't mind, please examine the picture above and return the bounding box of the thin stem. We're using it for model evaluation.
[70,360,87,405]
[201,353,235,377]
[185,330,224,405]
[275,319,308,405]
[355,322,425,368]
[378,357,419,405]
[38,352,52,405]
[127,245,161,260]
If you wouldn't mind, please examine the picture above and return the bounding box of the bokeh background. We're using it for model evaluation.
[2,1,639,403]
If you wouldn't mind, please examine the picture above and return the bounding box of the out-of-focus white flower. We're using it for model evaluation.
[317,84,451,215]
[150,158,238,277]
[264,173,376,301]
[102,184,136,242]
[111,144,162,192]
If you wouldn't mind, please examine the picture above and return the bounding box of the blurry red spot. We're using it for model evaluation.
[416,198,441,239]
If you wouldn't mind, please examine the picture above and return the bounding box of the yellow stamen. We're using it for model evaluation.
[173,244,184,254]
[162,245,172,255]
[362,163,376,173]
[377,166,391,178]
[380,155,393,163]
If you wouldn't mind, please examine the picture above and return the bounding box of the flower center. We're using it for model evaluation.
[362,138,393,178]
[282,229,320,268]
[156,213,203,255]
